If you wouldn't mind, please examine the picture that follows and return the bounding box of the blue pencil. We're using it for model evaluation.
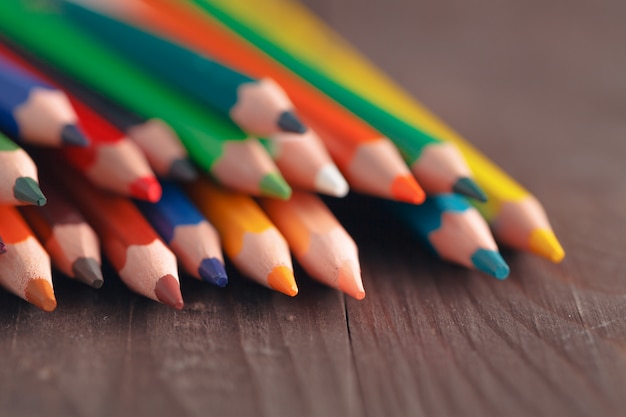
[135,181,228,286]
[387,194,510,279]
[0,55,88,147]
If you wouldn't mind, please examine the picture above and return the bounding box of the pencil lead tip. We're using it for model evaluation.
[198,257,228,287]
[61,124,90,147]
[130,176,162,202]
[390,175,426,204]
[529,229,565,263]
[0,239,6,255]
[315,165,349,197]
[338,263,365,300]
[14,177,47,206]
[452,177,488,202]
[471,249,510,279]
[260,172,292,199]
[168,159,198,182]
[268,266,298,296]
[277,110,307,134]
[72,257,104,288]
[155,274,184,310]
[25,278,57,312]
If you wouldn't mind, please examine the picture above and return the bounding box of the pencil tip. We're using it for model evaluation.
[198,257,228,287]
[260,172,292,199]
[390,175,426,204]
[14,177,47,206]
[61,124,90,147]
[471,249,510,279]
[155,274,184,310]
[277,110,307,134]
[315,165,349,197]
[338,263,365,300]
[25,279,57,312]
[130,176,162,202]
[267,266,298,296]
[168,159,198,182]
[0,239,6,254]
[529,229,565,263]
[452,177,488,202]
[72,257,104,288]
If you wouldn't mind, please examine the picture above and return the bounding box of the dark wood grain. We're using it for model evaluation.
[1,0,625,416]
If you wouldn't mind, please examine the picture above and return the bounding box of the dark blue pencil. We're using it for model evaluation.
[387,193,509,279]
[135,181,228,286]
[0,55,88,147]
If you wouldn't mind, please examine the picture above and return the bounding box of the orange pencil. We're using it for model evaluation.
[0,45,162,202]
[0,205,56,312]
[50,164,183,309]
[260,192,364,299]
[263,128,348,197]
[186,178,298,296]
[20,180,103,288]
[84,0,425,204]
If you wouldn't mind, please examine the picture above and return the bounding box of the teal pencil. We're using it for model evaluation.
[386,194,510,279]
[64,1,306,137]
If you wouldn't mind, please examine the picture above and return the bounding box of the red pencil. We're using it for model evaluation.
[48,163,183,309]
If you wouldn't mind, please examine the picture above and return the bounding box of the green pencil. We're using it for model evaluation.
[189,0,486,201]
[0,1,290,198]
[63,1,306,137]
[0,131,47,206]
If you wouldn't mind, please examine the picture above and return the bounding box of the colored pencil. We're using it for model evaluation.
[6,44,198,181]
[261,129,348,197]
[0,131,47,206]
[186,178,298,296]
[183,0,485,201]
[0,3,291,198]
[135,181,228,287]
[0,205,56,312]
[386,194,510,279]
[69,0,426,204]
[212,0,565,262]
[0,44,162,201]
[49,164,184,309]
[19,181,103,288]
[65,1,306,137]
[260,192,364,299]
[0,55,88,148]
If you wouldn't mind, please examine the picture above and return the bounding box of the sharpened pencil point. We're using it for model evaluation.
[168,159,198,182]
[390,175,426,204]
[315,165,349,197]
[452,177,488,202]
[61,124,89,147]
[0,239,6,255]
[277,110,307,134]
[259,172,292,199]
[72,257,104,288]
[529,229,565,263]
[14,177,47,206]
[268,266,298,296]
[130,176,162,202]
[198,257,228,287]
[471,249,510,279]
[338,263,365,300]
[155,274,184,310]
[25,279,57,312]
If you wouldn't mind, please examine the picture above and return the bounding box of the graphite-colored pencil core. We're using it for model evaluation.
[470,249,510,280]
[168,158,198,182]
[72,257,104,288]
[25,278,57,312]
[198,257,228,287]
[452,177,488,203]
[277,110,306,134]
[155,274,184,310]
[60,123,89,146]
[14,176,47,206]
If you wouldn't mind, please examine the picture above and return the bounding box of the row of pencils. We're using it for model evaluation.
[0,0,565,312]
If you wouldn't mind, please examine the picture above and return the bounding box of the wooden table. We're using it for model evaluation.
[1,0,625,416]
